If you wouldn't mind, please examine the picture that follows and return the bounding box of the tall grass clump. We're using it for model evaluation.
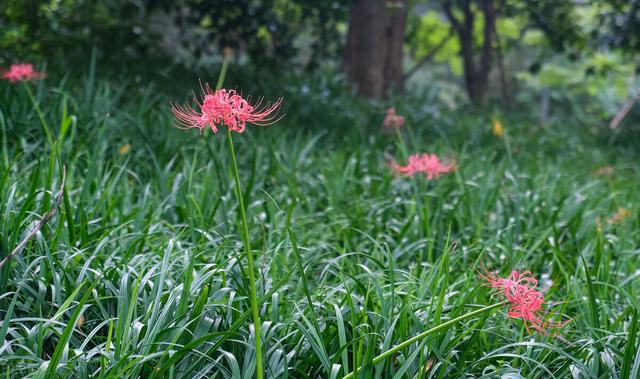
[0,59,638,378]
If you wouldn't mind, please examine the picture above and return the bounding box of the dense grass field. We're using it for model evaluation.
[1,62,639,378]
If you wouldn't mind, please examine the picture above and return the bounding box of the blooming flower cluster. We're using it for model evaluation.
[390,153,455,180]
[171,85,282,134]
[480,269,568,335]
[382,107,405,129]
[1,63,45,82]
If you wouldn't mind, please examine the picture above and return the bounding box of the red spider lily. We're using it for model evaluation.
[1,63,45,82]
[382,107,405,129]
[171,84,282,134]
[390,153,455,180]
[480,268,569,335]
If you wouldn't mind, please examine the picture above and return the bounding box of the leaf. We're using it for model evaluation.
[622,307,638,379]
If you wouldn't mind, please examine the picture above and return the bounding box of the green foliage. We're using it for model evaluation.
[595,0,640,54]
[0,0,349,69]
[0,0,148,62]
[516,52,638,122]
[408,10,461,74]
[516,0,583,51]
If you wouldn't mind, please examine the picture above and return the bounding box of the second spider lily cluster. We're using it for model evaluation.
[390,153,455,180]
[480,269,568,335]
[382,107,455,181]
[382,107,405,129]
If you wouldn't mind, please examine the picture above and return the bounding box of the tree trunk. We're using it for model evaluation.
[444,0,495,105]
[493,18,511,107]
[477,0,495,103]
[343,0,407,99]
[384,1,408,94]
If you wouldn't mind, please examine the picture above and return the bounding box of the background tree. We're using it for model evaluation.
[342,0,408,98]
[441,0,496,105]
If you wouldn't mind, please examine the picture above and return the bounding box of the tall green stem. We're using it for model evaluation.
[23,82,54,148]
[341,301,507,379]
[226,128,263,379]
[216,57,229,91]
[394,127,408,160]
[22,82,59,214]
[211,52,262,378]
[0,112,8,168]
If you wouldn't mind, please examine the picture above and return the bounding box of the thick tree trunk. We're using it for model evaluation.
[384,2,408,94]
[343,0,407,99]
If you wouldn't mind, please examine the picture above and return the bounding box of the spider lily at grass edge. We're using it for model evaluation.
[479,268,570,336]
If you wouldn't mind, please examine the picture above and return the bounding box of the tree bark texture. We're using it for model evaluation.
[444,0,496,105]
[343,0,407,99]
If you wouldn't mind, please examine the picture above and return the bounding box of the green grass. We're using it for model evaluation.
[0,62,639,378]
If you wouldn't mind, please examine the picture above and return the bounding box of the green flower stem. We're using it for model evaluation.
[23,82,54,148]
[503,129,514,167]
[215,53,263,379]
[342,301,507,379]
[226,128,263,379]
[395,127,408,160]
[215,57,229,91]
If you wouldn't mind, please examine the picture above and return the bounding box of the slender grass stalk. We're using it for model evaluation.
[226,129,263,378]
[22,82,54,147]
[394,127,408,160]
[341,301,507,379]
[0,112,8,168]
[502,128,513,166]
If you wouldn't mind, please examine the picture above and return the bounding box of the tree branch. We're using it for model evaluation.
[403,30,454,81]
[443,1,462,32]
[0,166,66,270]
[609,93,640,129]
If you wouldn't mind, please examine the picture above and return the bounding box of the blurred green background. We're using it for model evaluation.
[2,0,640,132]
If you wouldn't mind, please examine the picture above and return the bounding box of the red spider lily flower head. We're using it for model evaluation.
[171,83,283,134]
[1,63,45,82]
[390,153,455,180]
[479,268,569,335]
[382,107,405,129]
